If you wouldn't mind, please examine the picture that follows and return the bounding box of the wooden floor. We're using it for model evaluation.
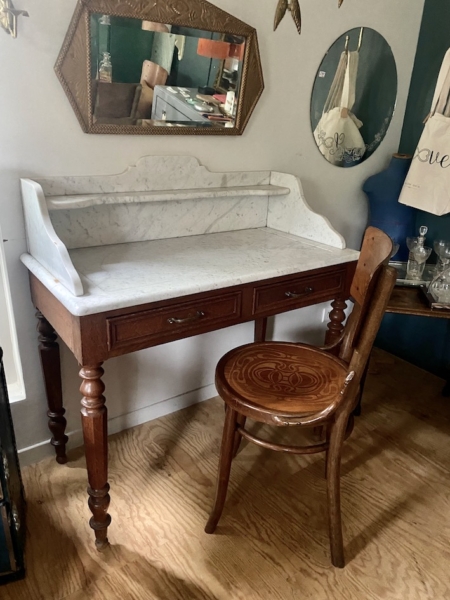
[4,349,450,600]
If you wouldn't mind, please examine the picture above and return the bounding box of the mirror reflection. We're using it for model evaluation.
[311,27,397,167]
[90,14,246,129]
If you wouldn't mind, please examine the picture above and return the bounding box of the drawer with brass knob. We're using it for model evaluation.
[106,291,243,353]
[252,270,346,316]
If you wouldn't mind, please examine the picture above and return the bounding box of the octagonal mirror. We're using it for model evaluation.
[55,0,264,135]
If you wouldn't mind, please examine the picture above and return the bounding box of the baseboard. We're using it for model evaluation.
[18,383,216,467]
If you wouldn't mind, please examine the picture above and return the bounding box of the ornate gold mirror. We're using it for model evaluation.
[55,0,264,135]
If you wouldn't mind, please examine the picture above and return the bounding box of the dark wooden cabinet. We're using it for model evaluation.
[0,348,25,583]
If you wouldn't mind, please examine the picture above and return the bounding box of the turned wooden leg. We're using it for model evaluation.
[80,364,111,551]
[254,318,268,343]
[326,411,350,568]
[325,299,347,351]
[36,311,68,464]
[205,406,238,534]
[229,319,266,458]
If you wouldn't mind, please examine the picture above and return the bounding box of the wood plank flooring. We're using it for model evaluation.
[4,348,450,599]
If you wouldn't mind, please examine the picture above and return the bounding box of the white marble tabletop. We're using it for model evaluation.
[21,228,359,317]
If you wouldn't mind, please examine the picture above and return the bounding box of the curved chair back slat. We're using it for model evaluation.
[340,264,397,411]
[339,227,393,364]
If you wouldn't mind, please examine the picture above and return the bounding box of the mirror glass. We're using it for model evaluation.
[311,28,397,167]
[90,14,246,129]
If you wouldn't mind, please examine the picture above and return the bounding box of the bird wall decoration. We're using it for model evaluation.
[274,0,301,35]
[274,0,344,35]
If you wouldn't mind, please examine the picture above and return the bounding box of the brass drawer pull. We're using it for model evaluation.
[167,310,205,325]
[285,287,314,299]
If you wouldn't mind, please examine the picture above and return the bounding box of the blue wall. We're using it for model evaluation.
[377,0,450,378]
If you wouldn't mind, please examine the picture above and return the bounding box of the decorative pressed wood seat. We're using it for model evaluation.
[205,227,397,567]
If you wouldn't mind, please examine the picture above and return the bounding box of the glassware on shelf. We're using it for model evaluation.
[406,225,428,279]
[429,265,450,304]
[406,236,420,278]
[433,240,450,275]
[98,52,112,83]
[408,246,432,279]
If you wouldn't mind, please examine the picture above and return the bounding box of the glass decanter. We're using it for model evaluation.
[406,226,428,280]
[98,52,112,83]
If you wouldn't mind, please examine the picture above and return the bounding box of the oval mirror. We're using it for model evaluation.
[311,28,397,167]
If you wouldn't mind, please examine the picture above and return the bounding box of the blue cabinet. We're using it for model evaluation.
[0,348,25,583]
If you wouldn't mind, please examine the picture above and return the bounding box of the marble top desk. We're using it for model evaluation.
[20,156,359,549]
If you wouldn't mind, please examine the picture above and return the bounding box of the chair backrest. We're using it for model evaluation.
[342,264,397,409]
[339,227,393,364]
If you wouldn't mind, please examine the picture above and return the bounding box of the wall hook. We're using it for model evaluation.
[357,27,364,52]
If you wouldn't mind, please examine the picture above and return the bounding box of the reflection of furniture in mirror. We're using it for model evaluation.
[136,61,168,120]
[20,155,359,550]
[93,82,141,124]
[311,28,397,167]
[55,0,263,135]
[94,60,169,123]
[151,87,225,124]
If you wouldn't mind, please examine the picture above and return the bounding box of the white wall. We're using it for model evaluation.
[0,0,424,464]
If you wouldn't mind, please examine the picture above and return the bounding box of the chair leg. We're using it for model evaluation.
[324,423,331,479]
[205,406,238,534]
[232,414,246,458]
[353,359,369,417]
[326,411,350,568]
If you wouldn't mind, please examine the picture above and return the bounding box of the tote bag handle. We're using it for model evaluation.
[322,51,347,115]
[430,48,450,117]
[341,51,359,111]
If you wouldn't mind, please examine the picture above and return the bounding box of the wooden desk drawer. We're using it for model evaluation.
[107,291,242,352]
[253,270,345,316]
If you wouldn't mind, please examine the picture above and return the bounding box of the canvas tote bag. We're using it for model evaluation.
[314,50,366,166]
[399,49,450,216]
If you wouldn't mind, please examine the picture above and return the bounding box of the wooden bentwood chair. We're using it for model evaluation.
[205,227,397,568]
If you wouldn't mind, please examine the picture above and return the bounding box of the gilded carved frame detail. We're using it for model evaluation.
[55,0,264,136]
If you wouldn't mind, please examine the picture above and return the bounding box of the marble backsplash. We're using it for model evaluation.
[51,195,270,249]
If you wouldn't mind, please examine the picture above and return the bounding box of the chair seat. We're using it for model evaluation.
[217,342,348,416]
